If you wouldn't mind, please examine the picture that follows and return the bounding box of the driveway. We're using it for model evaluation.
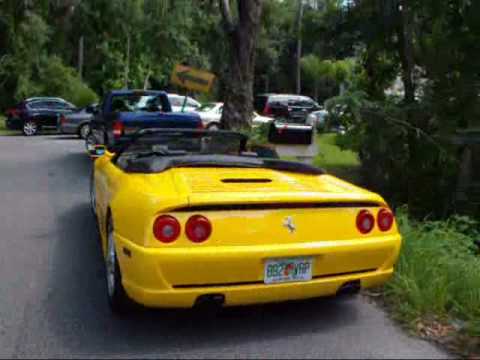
[0,135,448,358]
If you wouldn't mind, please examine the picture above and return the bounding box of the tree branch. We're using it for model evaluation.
[219,0,235,32]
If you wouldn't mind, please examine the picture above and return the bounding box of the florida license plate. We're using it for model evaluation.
[264,257,313,284]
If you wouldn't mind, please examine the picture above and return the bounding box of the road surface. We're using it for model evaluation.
[0,135,447,358]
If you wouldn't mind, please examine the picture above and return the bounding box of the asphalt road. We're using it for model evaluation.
[0,135,448,359]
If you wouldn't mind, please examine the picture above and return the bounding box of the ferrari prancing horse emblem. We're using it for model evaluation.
[283,216,296,234]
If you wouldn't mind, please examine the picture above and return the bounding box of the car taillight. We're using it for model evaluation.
[113,121,124,138]
[153,215,181,243]
[60,115,66,125]
[356,210,375,234]
[197,120,205,129]
[377,208,394,232]
[185,215,212,243]
[264,103,273,116]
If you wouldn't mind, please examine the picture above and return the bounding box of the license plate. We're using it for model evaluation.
[264,257,313,284]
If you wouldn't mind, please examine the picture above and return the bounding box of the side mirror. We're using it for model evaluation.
[89,144,106,158]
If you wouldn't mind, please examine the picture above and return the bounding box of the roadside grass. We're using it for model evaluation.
[314,133,361,184]
[0,116,20,136]
[381,210,480,355]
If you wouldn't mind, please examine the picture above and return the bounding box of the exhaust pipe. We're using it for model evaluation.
[336,280,361,297]
[194,294,225,308]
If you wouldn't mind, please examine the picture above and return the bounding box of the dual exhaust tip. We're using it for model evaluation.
[193,280,362,308]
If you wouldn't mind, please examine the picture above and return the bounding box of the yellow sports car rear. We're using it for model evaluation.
[91,129,401,313]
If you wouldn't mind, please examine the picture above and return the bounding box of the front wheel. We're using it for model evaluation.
[105,215,133,314]
[23,120,39,136]
[79,123,91,140]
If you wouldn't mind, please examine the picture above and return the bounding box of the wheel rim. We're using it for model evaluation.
[85,133,95,151]
[24,122,37,136]
[106,221,116,298]
[208,124,219,131]
[80,124,90,139]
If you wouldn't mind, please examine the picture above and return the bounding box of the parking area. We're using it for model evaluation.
[0,135,447,358]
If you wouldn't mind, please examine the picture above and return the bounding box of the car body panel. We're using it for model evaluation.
[93,153,401,308]
[59,108,94,134]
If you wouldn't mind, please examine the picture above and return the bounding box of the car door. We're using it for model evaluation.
[27,101,52,126]
[42,101,65,127]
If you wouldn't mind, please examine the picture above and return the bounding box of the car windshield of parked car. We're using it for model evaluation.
[197,103,218,112]
[111,95,168,112]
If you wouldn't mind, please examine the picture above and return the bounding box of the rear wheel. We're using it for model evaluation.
[207,123,220,131]
[23,120,38,136]
[105,215,132,314]
[78,123,91,139]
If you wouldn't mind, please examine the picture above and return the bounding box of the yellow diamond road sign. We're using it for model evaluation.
[171,64,215,93]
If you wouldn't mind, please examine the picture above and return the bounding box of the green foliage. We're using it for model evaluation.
[385,210,480,337]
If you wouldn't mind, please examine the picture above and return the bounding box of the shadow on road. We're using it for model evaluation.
[42,150,360,356]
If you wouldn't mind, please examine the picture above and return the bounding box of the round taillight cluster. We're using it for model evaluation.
[356,208,395,234]
[377,208,394,232]
[186,215,212,243]
[153,214,212,244]
[153,215,181,243]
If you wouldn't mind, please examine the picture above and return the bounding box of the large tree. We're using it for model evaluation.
[219,0,264,130]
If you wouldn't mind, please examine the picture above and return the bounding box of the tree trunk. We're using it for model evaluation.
[78,36,84,80]
[398,0,415,104]
[295,0,304,95]
[219,0,263,130]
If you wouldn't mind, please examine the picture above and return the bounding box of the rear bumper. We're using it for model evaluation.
[114,233,401,308]
[124,269,393,308]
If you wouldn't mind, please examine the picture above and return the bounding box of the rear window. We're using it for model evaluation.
[27,101,46,109]
[111,94,170,112]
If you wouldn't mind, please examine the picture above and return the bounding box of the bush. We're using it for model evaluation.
[38,56,98,107]
[385,209,480,337]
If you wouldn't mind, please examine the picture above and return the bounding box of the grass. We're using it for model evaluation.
[0,116,20,136]
[381,210,480,355]
[314,133,361,184]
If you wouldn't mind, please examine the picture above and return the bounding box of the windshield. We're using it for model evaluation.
[116,130,247,165]
[197,103,219,112]
[111,94,167,112]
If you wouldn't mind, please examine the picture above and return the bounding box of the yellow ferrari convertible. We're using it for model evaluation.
[90,129,401,313]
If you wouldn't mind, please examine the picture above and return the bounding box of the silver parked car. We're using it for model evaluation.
[58,104,97,139]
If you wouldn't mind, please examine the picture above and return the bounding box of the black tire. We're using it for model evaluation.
[23,120,39,136]
[207,123,220,131]
[78,123,91,140]
[105,214,133,314]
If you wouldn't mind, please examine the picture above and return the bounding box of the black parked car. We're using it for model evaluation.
[5,97,77,136]
[254,94,322,123]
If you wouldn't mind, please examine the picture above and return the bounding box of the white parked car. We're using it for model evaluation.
[196,102,273,129]
[307,109,328,131]
[167,94,201,112]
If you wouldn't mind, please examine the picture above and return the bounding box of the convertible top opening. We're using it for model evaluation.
[113,128,325,175]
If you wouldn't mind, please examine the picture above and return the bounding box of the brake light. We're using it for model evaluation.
[185,215,212,243]
[113,121,124,138]
[264,103,273,116]
[356,210,375,234]
[153,215,181,243]
[60,114,66,125]
[377,208,394,232]
[197,120,205,129]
